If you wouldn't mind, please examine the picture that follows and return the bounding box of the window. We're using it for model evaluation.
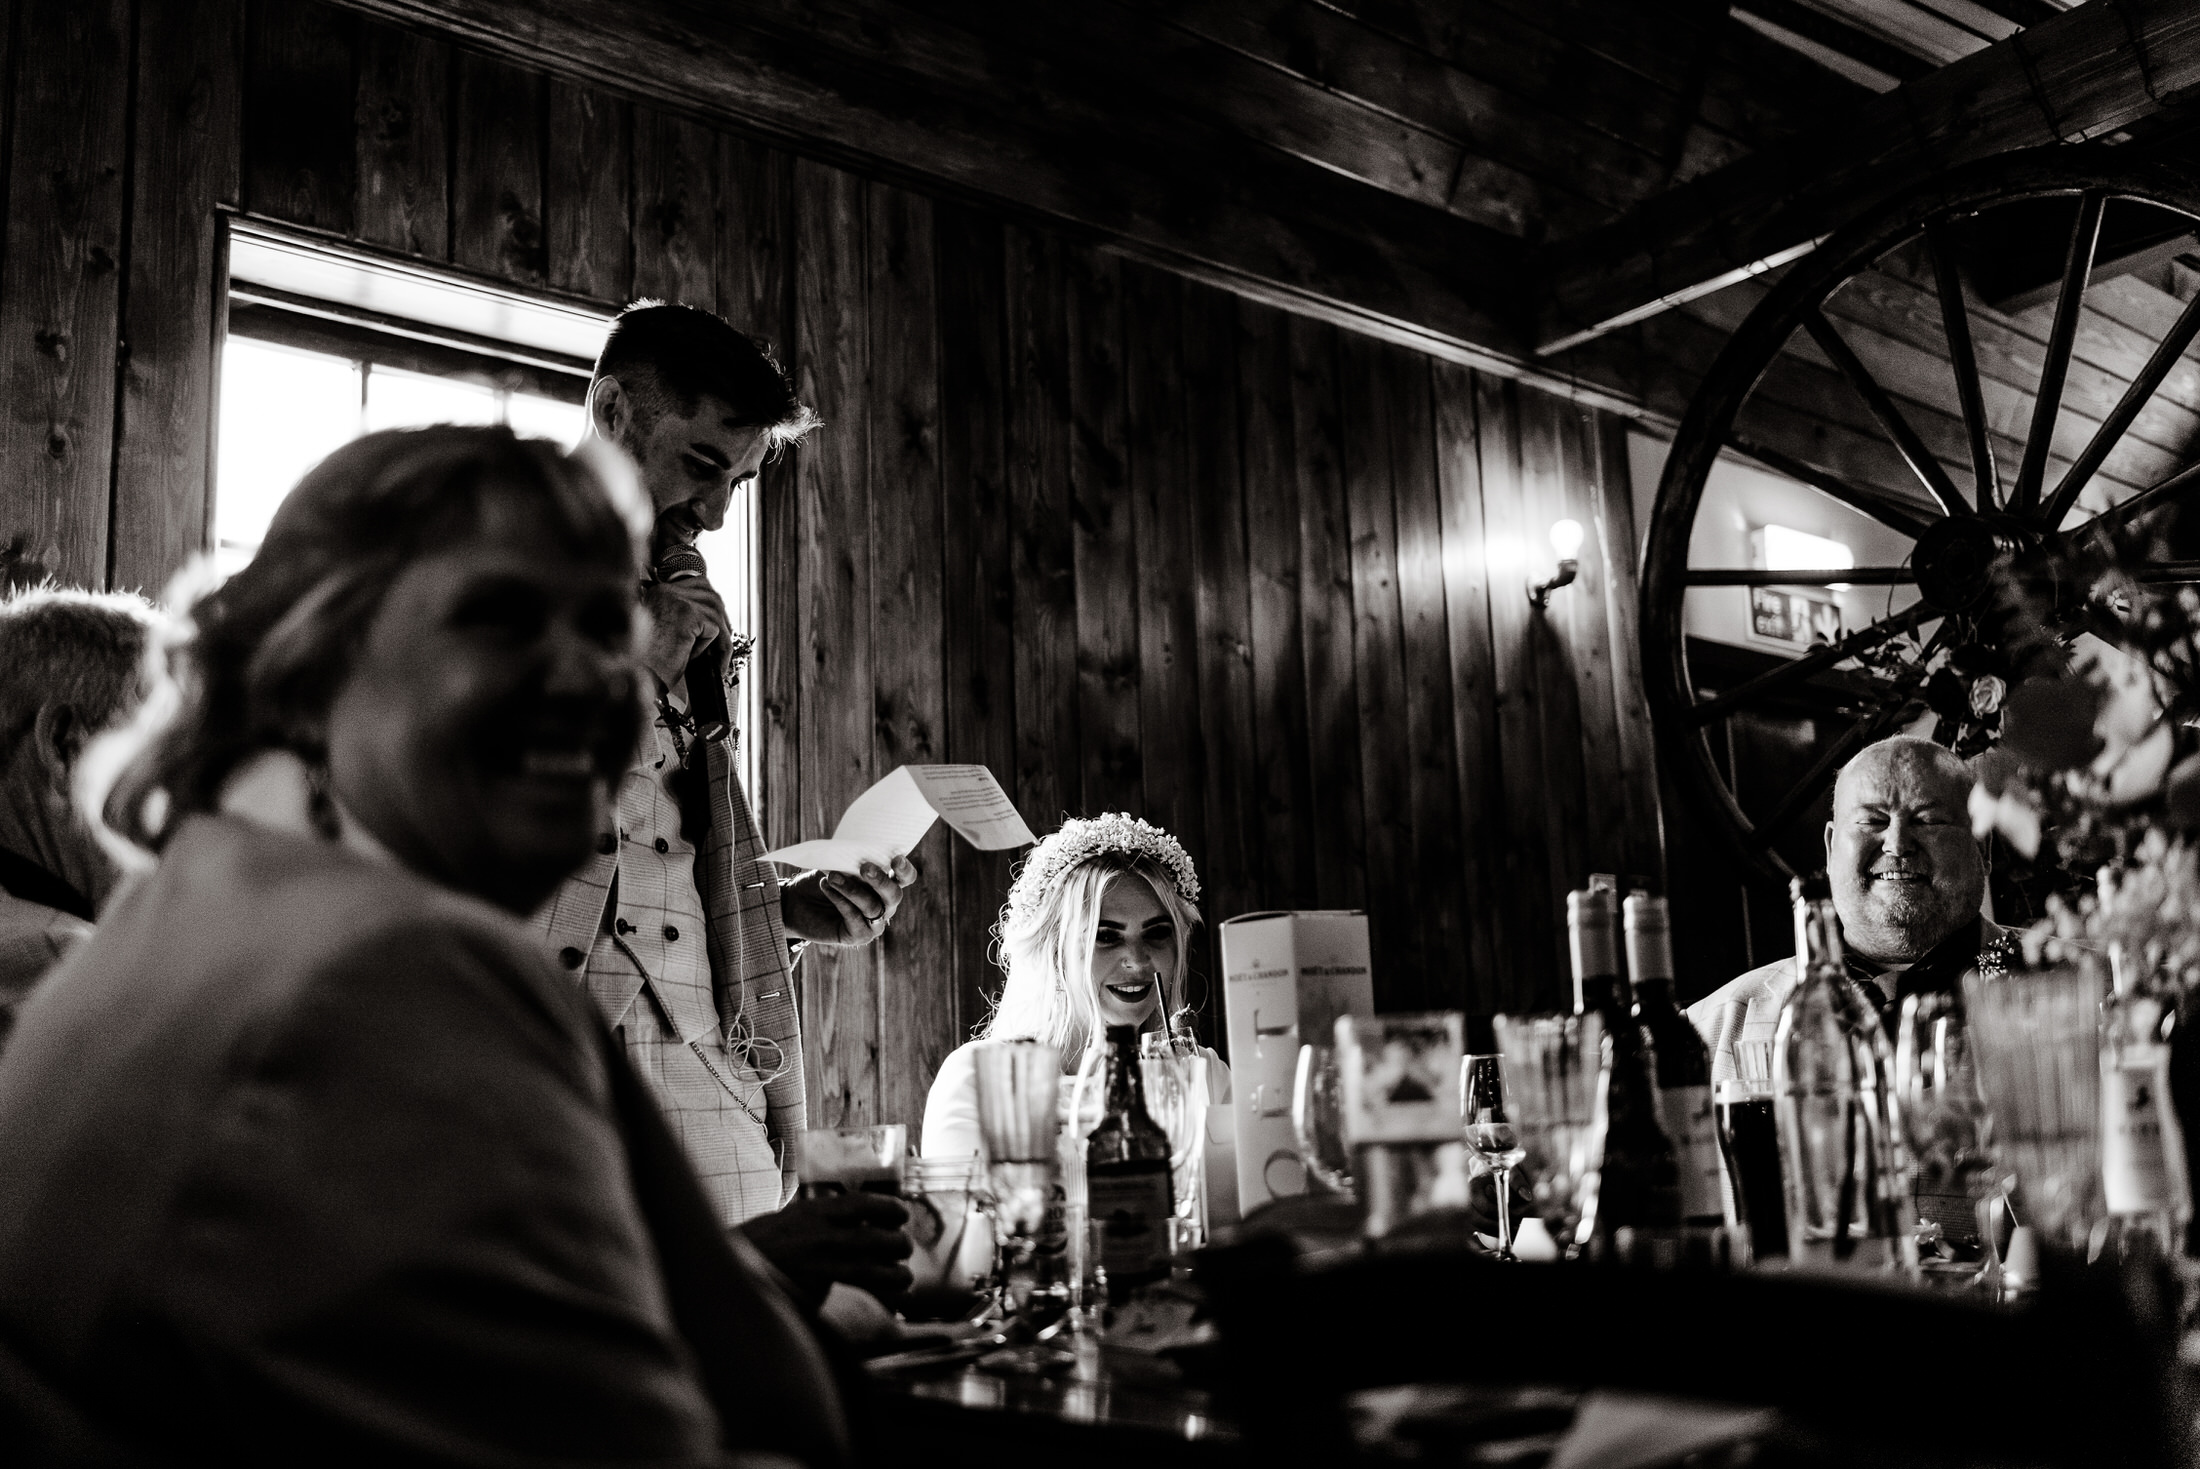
[216,223,766,805]
[215,338,589,576]
[218,225,607,574]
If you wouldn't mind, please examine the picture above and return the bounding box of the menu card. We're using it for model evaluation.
[765,764,1036,875]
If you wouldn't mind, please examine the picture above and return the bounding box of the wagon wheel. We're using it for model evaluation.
[1643,146,2200,885]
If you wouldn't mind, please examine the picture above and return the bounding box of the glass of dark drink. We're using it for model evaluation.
[1714,1078,1784,1261]
[798,1123,907,1198]
[901,1153,997,1322]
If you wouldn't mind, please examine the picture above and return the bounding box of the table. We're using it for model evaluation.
[860,1331,1240,1469]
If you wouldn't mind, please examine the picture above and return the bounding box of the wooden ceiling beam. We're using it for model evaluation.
[1535,0,2200,356]
[321,0,1536,373]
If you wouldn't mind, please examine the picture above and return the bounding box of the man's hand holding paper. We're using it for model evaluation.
[782,857,917,946]
[770,765,1035,948]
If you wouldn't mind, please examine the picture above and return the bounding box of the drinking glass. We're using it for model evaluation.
[902,1153,997,1322]
[797,1123,906,1198]
[972,1039,1070,1334]
[1292,1043,1355,1195]
[1491,1012,1607,1257]
[1140,1031,1210,1245]
[1894,993,1999,1284]
[1461,1054,1525,1260]
[1716,1040,1786,1260]
[1963,964,2104,1251]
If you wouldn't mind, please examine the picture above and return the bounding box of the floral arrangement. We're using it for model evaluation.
[1963,501,2200,944]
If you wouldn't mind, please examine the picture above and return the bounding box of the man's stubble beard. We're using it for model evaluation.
[1847,881,1964,964]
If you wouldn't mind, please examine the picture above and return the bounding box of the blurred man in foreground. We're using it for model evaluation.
[0,586,158,1045]
[1687,735,2010,1079]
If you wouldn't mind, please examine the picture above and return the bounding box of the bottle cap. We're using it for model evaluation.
[1568,888,1620,982]
[1623,892,1673,982]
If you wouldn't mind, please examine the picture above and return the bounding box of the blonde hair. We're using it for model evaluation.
[982,852,1203,1065]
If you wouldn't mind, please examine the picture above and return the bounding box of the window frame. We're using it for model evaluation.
[213,213,770,819]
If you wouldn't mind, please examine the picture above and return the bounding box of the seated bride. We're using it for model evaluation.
[921,813,1229,1166]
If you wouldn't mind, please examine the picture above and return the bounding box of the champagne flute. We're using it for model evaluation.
[1462,1054,1526,1260]
[1292,1044,1355,1195]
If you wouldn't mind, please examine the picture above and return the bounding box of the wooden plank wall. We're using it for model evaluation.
[0,0,1665,1123]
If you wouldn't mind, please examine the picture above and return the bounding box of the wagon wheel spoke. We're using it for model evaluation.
[1926,221,2000,512]
[1748,691,1927,851]
[2042,290,2200,529]
[2068,459,2200,540]
[1726,432,1939,539]
[1802,308,1970,518]
[1687,600,1936,727]
[2011,191,2105,517]
[1685,567,1915,587]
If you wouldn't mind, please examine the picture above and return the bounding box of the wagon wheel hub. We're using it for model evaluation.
[1913,515,2037,614]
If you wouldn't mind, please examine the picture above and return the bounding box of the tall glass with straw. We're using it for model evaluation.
[1139,1028,1210,1247]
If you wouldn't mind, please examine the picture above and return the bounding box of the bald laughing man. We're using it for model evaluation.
[1687,735,2015,1079]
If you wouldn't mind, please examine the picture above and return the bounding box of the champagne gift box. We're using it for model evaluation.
[1219,910,1375,1211]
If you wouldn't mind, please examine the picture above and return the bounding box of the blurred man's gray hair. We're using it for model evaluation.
[0,587,160,752]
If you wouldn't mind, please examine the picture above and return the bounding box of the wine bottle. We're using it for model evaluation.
[1569,887,1681,1240]
[2100,946,2191,1252]
[1772,877,1916,1276]
[1086,1024,1175,1302]
[1625,892,1724,1229]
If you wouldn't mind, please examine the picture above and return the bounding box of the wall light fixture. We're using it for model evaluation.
[1529,518,1584,609]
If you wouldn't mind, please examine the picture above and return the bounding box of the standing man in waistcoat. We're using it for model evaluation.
[541,302,916,1304]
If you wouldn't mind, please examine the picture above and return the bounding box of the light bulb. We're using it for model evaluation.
[1548,518,1584,559]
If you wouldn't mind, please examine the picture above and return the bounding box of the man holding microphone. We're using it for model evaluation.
[541,302,917,1307]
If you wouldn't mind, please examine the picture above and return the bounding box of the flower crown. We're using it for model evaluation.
[1005,813,1200,922]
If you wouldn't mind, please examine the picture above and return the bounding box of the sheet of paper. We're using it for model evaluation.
[764,764,1036,874]
[902,764,1036,851]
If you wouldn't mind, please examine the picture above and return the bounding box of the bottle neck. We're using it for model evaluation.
[1570,897,1625,1016]
[1104,1033,1148,1115]
[1793,897,1846,983]
[2109,944,2140,1000]
[1624,907,1676,1011]
[1578,972,1631,1015]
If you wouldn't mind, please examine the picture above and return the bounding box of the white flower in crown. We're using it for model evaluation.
[1006,813,1201,921]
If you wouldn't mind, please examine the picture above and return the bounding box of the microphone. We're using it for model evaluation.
[652,545,731,745]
